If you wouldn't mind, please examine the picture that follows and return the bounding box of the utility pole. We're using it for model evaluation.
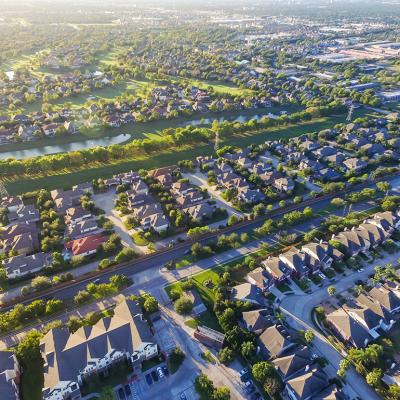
[346,104,354,122]
[214,130,220,154]
[0,181,8,199]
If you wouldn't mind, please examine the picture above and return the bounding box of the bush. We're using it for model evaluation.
[174,296,193,315]
[218,347,234,365]
[168,347,185,374]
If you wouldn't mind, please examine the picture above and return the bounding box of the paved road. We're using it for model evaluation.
[1,170,399,312]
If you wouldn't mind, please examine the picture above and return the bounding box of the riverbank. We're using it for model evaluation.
[4,109,369,195]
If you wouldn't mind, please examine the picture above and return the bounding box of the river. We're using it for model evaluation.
[0,134,131,160]
[0,108,289,160]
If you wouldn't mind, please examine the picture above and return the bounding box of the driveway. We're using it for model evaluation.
[92,191,146,254]
[183,171,244,218]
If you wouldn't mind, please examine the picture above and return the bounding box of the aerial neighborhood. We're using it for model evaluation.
[2,1,400,400]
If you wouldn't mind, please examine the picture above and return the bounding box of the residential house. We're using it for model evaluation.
[2,232,39,256]
[131,180,149,196]
[368,285,400,314]
[65,206,92,225]
[237,187,266,204]
[186,290,207,316]
[65,234,108,257]
[41,300,158,400]
[65,219,99,240]
[258,324,295,359]
[3,252,48,279]
[284,367,329,400]
[8,205,39,223]
[279,249,309,278]
[326,308,371,348]
[246,268,272,291]
[262,256,291,283]
[301,241,343,270]
[273,177,295,193]
[0,351,20,400]
[141,213,169,233]
[342,158,368,172]
[175,191,204,209]
[0,197,24,213]
[356,223,390,248]
[241,309,274,335]
[127,193,154,209]
[331,229,370,257]
[343,295,394,339]
[183,203,215,221]
[1,222,37,241]
[230,283,264,306]
[272,347,312,380]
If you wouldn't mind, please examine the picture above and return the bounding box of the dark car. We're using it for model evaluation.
[118,387,126,400]
[355,280,364,286]
[125,384,131,397]
[145,374,153,385]
[151,370,159,382]
[162,366,169,376]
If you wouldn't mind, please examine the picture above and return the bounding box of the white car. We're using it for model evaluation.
[156,367,165,379]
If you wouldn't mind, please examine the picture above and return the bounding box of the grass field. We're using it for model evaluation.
[4,109,371,195]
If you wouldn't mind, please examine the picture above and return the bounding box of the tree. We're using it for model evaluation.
[218,347,234,365]
[331,198,346,208]
[109,274,130,290]
[169,347,185,373]
[376,181,391,193]
[252,361,275,383]
[366,368,383,388]
[327,286,336,296]
[74,290,92,305]
[31,275,52,290]
[337,359,350,378]
[212,387,230,400]
[304,330,314,344]
[143,295,159,314]
[67,316,83,333]
[387,385,400,400]
[45,299,64,315]
[174,296,193,315]
[195,373,214,399]
[16,330,42,361]
[241,341,256,359]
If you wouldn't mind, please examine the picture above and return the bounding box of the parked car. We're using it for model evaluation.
[145,374,153,385]
[157,366,165,379]
[180,393,187,400]
[151,370,159,382]
[118,387,126,400]
[240,368,250,382]
[244,381,255,394]
[162,366,169,376]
